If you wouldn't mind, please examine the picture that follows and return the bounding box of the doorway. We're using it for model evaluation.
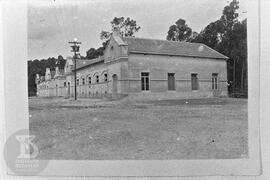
[212,73,220,97]
[112,74,118,95]
[55,84,58,96]
[67,82,70,97]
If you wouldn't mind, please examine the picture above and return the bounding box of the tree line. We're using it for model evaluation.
[28,0,246,97]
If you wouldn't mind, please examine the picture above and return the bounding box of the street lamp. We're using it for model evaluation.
[69,38,81,100]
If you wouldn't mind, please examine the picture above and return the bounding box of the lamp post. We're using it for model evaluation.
[69,38,81,100]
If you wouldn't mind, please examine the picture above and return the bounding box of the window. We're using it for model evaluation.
[104,73,108,82]
[76,79,79,85]
[212,73,218,90]
[191,73,198,90]
[82,78,85,85]
[96,75,99,83]
[88,77,91,84]
[141,72,150,91]
[64,82,66,87]
[168,73,176,90]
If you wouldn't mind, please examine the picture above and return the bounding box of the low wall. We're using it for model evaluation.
[37,82,111,98]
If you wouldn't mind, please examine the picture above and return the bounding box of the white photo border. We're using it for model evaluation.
[2,0,261,177]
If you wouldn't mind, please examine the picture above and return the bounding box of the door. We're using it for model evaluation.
[56,84,58,96]
[67,82,70,97]
[212,73,220,97]
[168,73,175,90]
[112,74,118,95]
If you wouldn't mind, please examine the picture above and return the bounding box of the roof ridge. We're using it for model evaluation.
[121,36,203,45]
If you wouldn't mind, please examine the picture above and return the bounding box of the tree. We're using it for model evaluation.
[191,20,224,49]
[216,0,245,95]
[223,19,247,95]
[191,0,240,49]
[100,17,141,41]
[166,18,192,41]
[190,0,247,96]
[86,47,105,59]
[86,16,141,60]
[220,0,239,32]
[56,55,66,68]
[186,31,199,42]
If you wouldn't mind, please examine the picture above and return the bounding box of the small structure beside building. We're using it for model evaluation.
[36,31,229,99]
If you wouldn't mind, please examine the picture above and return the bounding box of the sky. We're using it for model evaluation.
[28,0,247,60]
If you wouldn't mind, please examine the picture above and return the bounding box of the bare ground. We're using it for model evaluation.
[29,97,248,160]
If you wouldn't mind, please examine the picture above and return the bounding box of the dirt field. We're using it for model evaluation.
[29,97,248,160]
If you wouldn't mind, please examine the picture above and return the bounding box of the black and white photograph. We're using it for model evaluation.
[28,0,248,160]
[1,0,265,178]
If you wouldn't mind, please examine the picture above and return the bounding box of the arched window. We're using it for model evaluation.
[82,78,85,85]
[88,76,91,84]
[64,82,66,87]
[96,75,99,83]
[104,73,108,82]
[76,79,79,85]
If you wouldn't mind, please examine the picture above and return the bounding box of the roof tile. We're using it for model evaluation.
[121,37,228,59]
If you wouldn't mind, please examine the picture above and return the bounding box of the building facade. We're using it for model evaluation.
[36,32,229,99]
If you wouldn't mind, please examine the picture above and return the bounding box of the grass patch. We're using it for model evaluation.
[29,97,248,160]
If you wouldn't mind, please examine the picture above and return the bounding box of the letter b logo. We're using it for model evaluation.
[16,135,39,159]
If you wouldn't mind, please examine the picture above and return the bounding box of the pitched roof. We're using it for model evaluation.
[75,56,104,71]
[121,37,228,60]
[113,36,127,46]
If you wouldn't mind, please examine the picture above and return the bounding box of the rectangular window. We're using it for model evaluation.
[212,73,218,90]
[168,73,176,90]
[76,79,79,85]
[191,73,198,90]
[141,72,149,91]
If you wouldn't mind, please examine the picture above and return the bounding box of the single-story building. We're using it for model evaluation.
[36,30,229,99]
